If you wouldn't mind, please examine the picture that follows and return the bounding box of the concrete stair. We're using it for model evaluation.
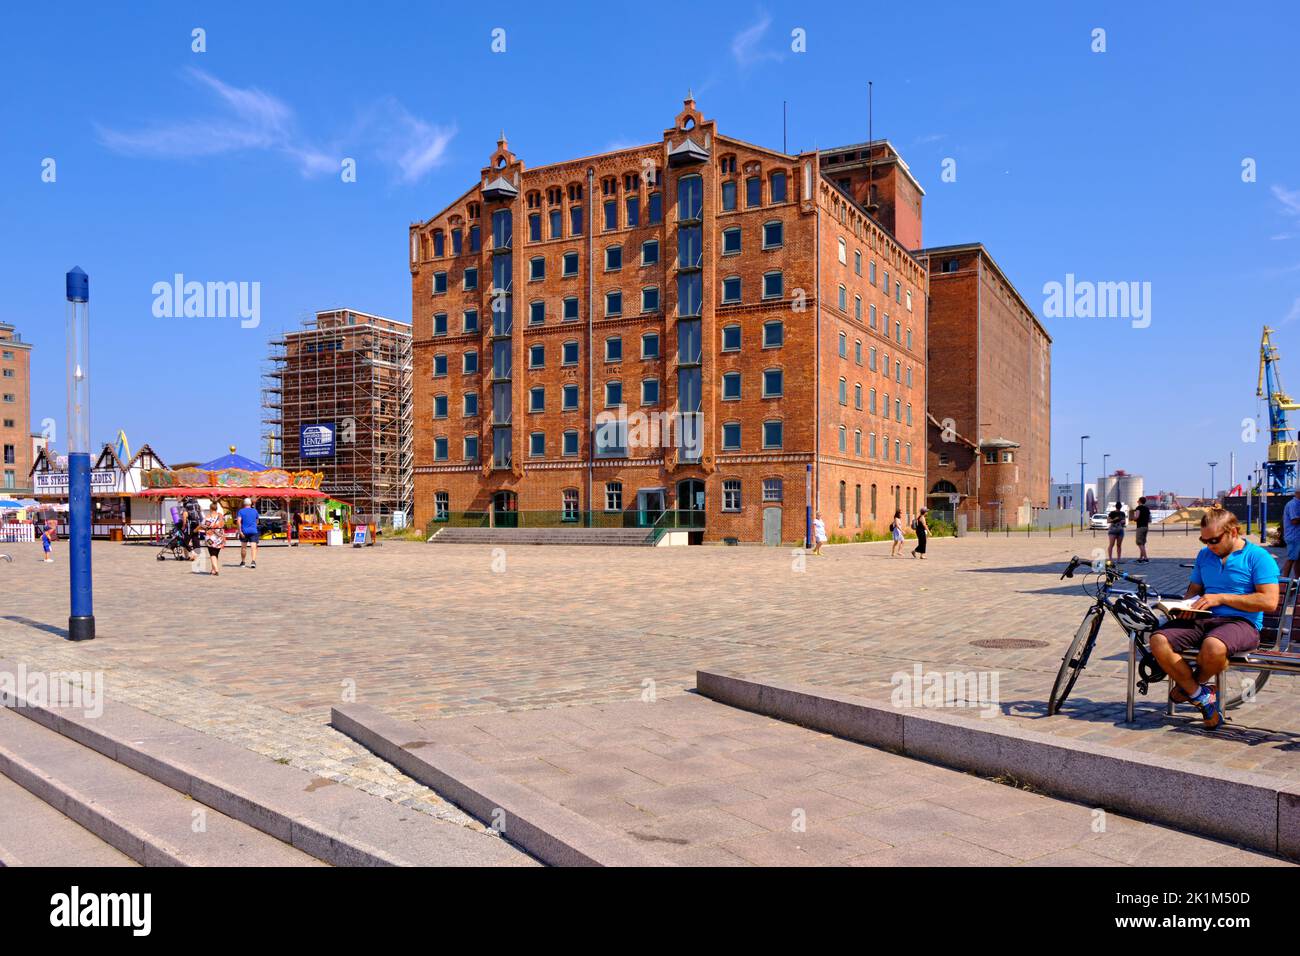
[0,659,536,867]
[0,773,138,867]
[0,707,323,866]
[429,526,654,546]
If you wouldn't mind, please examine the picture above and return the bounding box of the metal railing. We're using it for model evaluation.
[427,507,706,535]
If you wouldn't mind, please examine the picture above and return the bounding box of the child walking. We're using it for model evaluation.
[40,518,56,563]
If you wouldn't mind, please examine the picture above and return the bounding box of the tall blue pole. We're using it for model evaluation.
[66,267,94,642]
[804,463,812,549]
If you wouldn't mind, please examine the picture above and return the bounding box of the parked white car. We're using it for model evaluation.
[1090,513,1110,530]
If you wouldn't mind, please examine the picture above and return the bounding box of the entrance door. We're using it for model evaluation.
[763,506,782,546]
[675,479,705,528]
[637,489,665,528]
[492,490,518,528]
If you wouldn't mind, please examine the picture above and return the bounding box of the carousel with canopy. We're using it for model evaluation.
[138,446,330,543]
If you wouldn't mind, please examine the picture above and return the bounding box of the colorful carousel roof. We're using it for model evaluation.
[139,446,324,498]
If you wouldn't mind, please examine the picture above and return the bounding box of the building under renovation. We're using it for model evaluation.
[262,309,413,523]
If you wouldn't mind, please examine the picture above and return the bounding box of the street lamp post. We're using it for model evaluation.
[1079,435,1089,528]
[1208,461,1218,503]
[65,267,94,642]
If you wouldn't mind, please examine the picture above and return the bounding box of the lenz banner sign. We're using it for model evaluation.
[299,423,336,459]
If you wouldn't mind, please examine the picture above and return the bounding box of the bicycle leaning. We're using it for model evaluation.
[1047,556,1269,718]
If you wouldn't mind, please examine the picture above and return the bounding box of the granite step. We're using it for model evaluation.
[0,772,138,867]
[0,707,324,866]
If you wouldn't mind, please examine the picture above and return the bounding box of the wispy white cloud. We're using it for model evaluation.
[1282,296,1300,326]
[731,11,783,68]
[1273,184,1300,217]
[96,68,453,183]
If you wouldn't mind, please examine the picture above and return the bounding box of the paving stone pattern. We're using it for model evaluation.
[413,694,1291,866]
[1,530,1297,838]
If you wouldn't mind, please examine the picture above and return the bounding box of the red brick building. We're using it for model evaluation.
[1,322,34,496]
[819,141,925,252]
[409,96,927,543]
[916,243,1051,529]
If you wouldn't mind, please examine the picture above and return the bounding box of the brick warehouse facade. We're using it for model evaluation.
[1,322,34,495]
[409,96,927,543]
[916,243,1051,529]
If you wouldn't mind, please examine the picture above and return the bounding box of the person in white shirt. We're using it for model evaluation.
[811,511,827,555]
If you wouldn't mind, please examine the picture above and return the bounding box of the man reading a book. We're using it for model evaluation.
[1148,505,1279,729]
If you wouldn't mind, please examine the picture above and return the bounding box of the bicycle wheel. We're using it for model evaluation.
[1049,605,1104,716]
[1222,669,1271,710]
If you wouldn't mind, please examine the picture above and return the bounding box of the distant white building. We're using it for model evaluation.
[1053,480,1097,515]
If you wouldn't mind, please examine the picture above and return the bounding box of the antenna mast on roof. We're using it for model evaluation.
[783,100,787,154]
[866,81,880,214]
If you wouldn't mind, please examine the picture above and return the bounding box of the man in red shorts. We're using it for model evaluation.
[1149,505,1279,729]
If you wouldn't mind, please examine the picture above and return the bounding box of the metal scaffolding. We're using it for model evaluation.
[261,309,412,524]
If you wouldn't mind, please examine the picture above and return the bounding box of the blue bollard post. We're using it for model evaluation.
[65,267,94,642]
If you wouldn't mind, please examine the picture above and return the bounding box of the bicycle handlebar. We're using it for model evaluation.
[1061,555,1146,587]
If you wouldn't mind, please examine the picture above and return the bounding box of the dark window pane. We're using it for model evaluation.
[677,272,702,317]
[722,181,736,211]
[678,226,702,268]
[677,318,702,364]
[677,176,702,219]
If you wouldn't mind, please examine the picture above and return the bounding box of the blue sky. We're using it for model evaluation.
[1,0,1297,496]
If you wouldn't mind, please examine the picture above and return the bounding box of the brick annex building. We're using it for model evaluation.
[409,95,929,543]
[917,244,1051,528]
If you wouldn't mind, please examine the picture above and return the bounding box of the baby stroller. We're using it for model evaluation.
[156,521,191,561]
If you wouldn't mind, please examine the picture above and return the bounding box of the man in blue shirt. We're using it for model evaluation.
[1281,487,1300,579]
[236,497,261,569]
[1149,505,1279,729]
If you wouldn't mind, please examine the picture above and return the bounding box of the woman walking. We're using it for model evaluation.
[201,502,226,576]
[811,511,827,556]
[890,509,905,557]
[911,507,930,559]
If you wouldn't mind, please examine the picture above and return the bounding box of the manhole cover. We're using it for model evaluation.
[969,638,1049,649]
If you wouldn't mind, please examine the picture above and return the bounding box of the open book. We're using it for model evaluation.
[1153,598,1210,617]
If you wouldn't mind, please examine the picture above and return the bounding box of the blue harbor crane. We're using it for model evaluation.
[1258,326,1300,495]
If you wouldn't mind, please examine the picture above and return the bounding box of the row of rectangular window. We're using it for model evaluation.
[830,428,913,463]
[837,334,915,384]
[834,295,913,350]
[433,255,789,305]
[837,240,917,311]
[430,475,785,522]
[431,419,788,462]
[837,380,913,423]
[434,370,790,417]
[431,321,788,376]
